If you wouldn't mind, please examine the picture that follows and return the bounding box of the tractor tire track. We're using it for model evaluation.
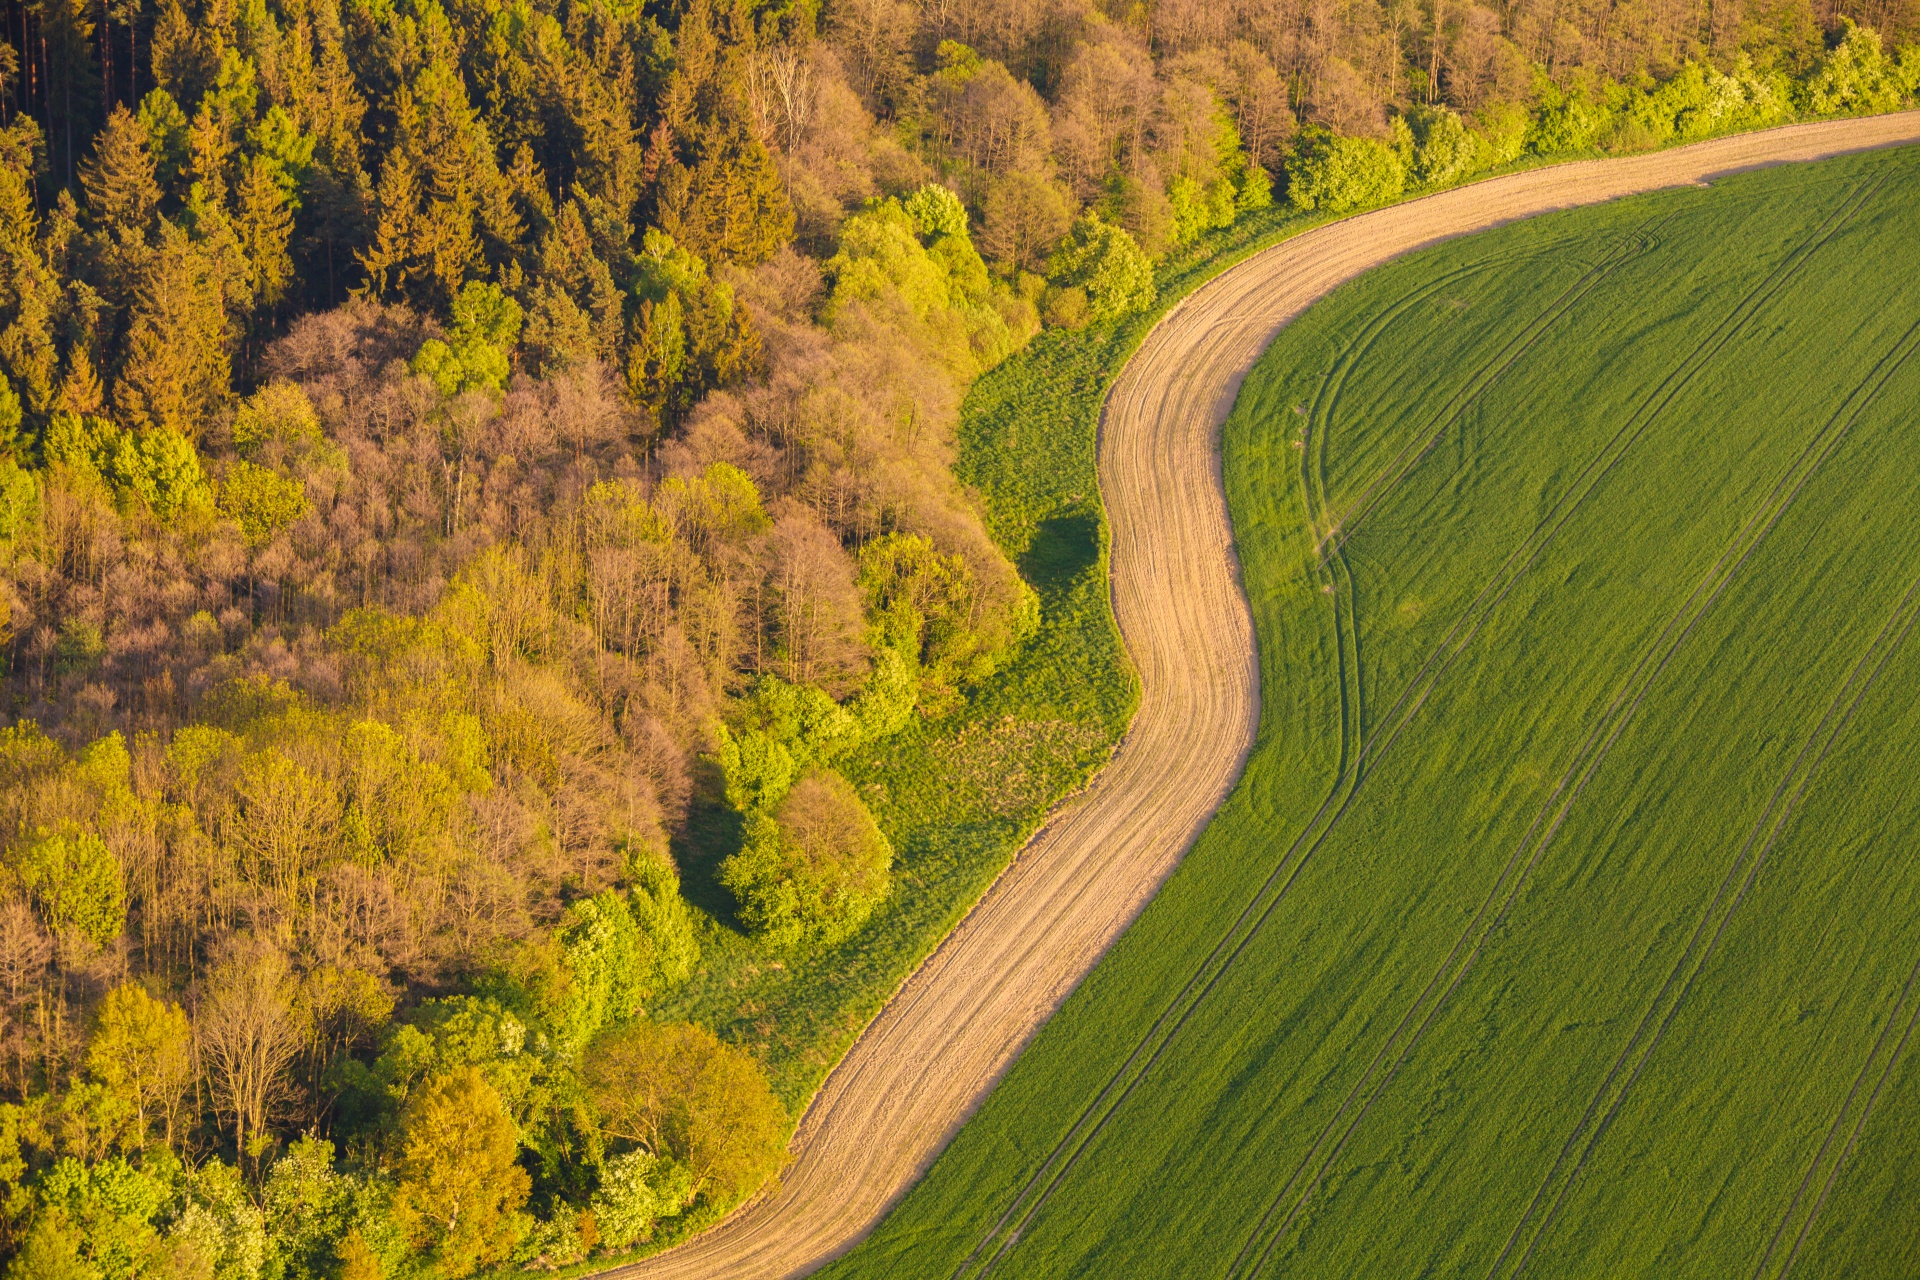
[1494,313,1920,1280]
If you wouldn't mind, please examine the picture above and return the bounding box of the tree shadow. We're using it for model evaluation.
[1019,507,1102,599]
[670,756,747,931]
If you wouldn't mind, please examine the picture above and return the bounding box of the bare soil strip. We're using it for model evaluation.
[608,111,1920,1280]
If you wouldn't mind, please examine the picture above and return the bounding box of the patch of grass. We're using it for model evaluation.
[822,146,1920,1278]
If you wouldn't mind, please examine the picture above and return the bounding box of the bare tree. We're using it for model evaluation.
[197,941,305,1172]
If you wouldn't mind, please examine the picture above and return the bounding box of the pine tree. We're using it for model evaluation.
[114,224,232,438]
[0,121,60,421]
[78,108,162,243]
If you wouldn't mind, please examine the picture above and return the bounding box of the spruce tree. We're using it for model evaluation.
[78,108,163,243]
[236,154,295,313]
[114,224,231,438]
[0,122,60,420]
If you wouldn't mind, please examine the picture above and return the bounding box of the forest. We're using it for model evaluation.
[0,0,1912,1266]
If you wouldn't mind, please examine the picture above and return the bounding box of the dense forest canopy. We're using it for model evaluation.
[0,0,1911,1268]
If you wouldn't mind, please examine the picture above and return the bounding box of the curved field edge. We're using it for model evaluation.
[579,109,1920,1278]
[818,144,1920,1279]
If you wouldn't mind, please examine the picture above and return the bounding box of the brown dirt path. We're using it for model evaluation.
[607,111,1920,1280]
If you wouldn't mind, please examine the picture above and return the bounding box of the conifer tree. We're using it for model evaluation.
[78,109,162,244]
[39,0,104,187]
[114,224,232,437]
[0,123,60,421]
[236,154,296,313]
[668,106,794,266]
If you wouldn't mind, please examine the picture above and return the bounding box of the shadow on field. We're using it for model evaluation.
[1020,507,1102,598]
[672,756,747,931]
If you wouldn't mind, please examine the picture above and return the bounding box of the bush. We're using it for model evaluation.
[1046,213,1155,322]
[591,1149,693,1248]
[1285,128,1407,213]
[1805,20,1919,115]
[1042,285,1091,330]
[720,770,893,949]
[1395,106,1482,187]
[1526,86,1611,153]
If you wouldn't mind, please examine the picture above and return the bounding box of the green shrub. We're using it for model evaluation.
[1285,128,1407,213]
[720,770,892,949]
[592,1150,692,1248]
[1046,213,1155,322]
[1395,106,1482,187]
[1805,20,1918,115]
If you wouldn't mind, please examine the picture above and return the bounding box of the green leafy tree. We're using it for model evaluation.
[583,1020,786,1207]
[230,379,322,455]
[720,769,892,948]
[9,826,125,947]
[392,1066,530,1277]
[1046,212,1154,322]
[220,460,307,546]
[85,985,194,1147]
[4,1209,96,1280]
[625,229,759,434]
[1394,105,1482,187]
[411,280,523,398]
[1285,127,1407,213]
[591,1149,692,1248]
[1805,20,1920,115]
[34,1155,172,1278]
[168,1159,268,1280]
[262,1138,353,1280]
[43,410,211,519]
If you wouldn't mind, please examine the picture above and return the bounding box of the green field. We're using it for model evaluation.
[823,146,1920,1278]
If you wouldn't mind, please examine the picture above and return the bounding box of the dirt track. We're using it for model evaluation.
[608,111,1920,1280]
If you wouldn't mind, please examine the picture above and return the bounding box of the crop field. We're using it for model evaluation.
[822,146,1920,1279]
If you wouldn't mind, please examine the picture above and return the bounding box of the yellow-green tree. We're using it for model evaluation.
[113,223,232,438]
[85,985,193,1148]
[392,1066,530,1276]
[583,1020,787,1208]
